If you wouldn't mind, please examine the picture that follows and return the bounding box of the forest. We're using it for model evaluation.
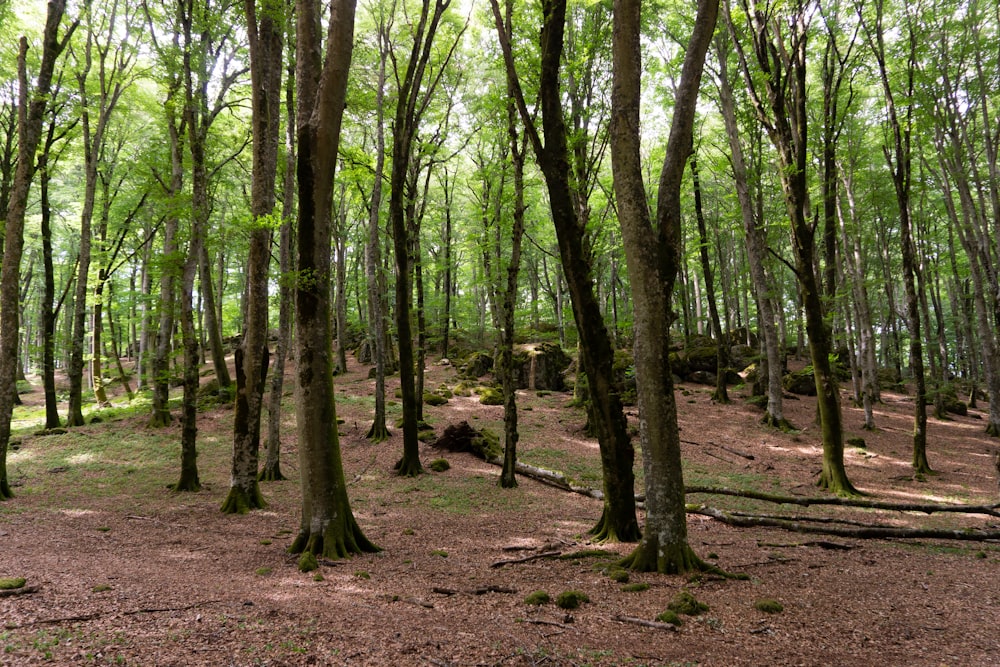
[1,0,999,664]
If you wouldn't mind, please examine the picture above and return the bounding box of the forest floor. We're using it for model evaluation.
[2,350,1000,666]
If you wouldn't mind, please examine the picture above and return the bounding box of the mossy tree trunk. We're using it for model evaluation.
[387,0,457,477]
[865,9,931,473]
[225,0,284,511]
[365,15,391,443]
[289,0,379,560]
[491,0,641,543]
[730,0,857,495]
[498,1,527,490]
[611,0,718,572]
[1,6,74,499]
[713,35,788,429]
[173,232,202,493]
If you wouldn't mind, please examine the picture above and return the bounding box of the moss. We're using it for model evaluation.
[423,392,449,406]
[313,573,324,582]
[0,577,26,590]
[559,549,613,560]
[428,458,450,472]
[92,584,112,592]
[255,567,272,576]
[754,598,784,614]
[298,551,319,573]
[655,610,683,626]
[431,549,448,558]
[604,566,630,583]
[355,570,371,580]
[260,539,273,546]
[479,388,504,405]
[847,437,866,449]
[667,590,709,616]
[402,528,415,536]
[621,582,649,592]
[975,551,987,559]
[524,590,550,605]
[555,590,590,610]
[417,428,437,443]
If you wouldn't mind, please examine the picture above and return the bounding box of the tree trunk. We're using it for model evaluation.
[690,157,729,404]
[611,0,718,572]
[172,233,202,493]
[491,0,640,543]
[365,15,391,442]
[713,37,787,428]
[1,7,74,499]
[288,0,379,561]
[261,53,298,484]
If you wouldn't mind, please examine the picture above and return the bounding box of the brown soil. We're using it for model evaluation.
[2,353,999,666]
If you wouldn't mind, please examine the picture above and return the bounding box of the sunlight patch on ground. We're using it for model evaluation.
[67,452,97,465]
[59,508,97,517]
[8,450,36,463]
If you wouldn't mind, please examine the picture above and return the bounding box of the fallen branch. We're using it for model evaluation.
[490,551,561,568]
[694,505,1000,541]
[0,585,40,598]
[486,457,604,500]
[523,618,575,630]
[432,585,517,596]
[612,614,679,631]
[685,486,1000,518]
[4,600,221,629]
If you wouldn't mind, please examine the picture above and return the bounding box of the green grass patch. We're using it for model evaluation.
[555,590,589,610]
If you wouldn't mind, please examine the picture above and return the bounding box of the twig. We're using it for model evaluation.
[612,614,679,631]
[490,551,561,568]
[524,618,575,630]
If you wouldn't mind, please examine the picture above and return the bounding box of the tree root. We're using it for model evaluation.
[220,484,267,514]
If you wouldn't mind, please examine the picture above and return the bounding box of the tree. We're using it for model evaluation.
[728,0,857,495]
[388,0,463,477]
[860,0,930,472]
[222,0,285,514]
[288,0,379,560]
[611,0,719,572]
[491,0,640,543]
[1,0,76,500]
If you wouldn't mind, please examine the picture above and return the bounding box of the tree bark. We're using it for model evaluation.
[288,0,379,561]
[611,0,719,572]
[1,4,75,499]
[491,0,640,543]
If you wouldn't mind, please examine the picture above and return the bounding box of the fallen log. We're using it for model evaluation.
[694,505,1000,541]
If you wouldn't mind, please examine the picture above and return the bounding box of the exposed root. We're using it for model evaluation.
[394,454,425,477]
[257,463,286,482]
[220,484,267,514]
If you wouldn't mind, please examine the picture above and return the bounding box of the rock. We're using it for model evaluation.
[782,369,817,396]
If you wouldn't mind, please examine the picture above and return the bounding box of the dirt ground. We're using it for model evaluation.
[2,351,999,666]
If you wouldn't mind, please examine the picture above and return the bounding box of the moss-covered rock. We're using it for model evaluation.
[655,610,683,626]
[0,577,26,590]
[555,590,590,609]
[459,351,494,380]
[667,590,709,616]
[783,368,818,396]
[431,421,502,461]
[423,392,449,406]
[754,598,784,613]
[524,590,550,605]
[478,388,504,405]
[428,458,450,472]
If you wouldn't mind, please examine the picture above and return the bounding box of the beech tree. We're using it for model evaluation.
[1,0,76,500]
[611,0,719,572]
[288,0,379,560]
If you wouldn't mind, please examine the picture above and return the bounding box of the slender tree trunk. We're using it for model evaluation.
[261,51,297,483]
[1,8,74,498]
[365,14,390,442]
[691,157,729,404]
[491,0,640,543]
[714,33,786,428]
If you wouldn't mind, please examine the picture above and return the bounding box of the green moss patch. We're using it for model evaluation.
[428,458,451,472]
[621,582,649,592]
[667,590,709,616]
[0,577,26,590]
[298,551,319,573]
[655,610,683,626]
[754,598,784,614]
[524,590,550,605]
[555,590,590,610]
